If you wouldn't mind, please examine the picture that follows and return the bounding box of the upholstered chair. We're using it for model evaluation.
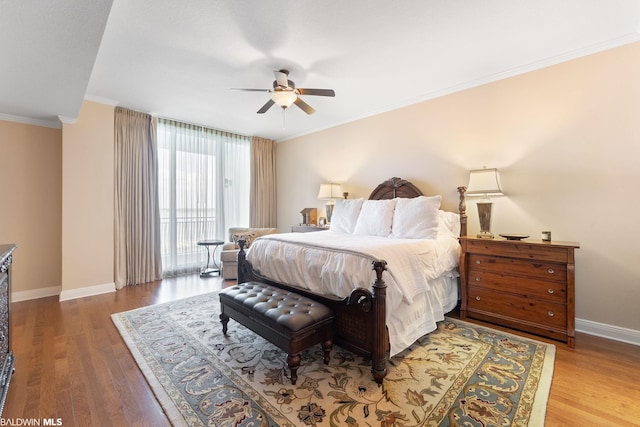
[220,227,278,280]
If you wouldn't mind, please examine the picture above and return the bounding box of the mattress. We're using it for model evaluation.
[246,230,460,355]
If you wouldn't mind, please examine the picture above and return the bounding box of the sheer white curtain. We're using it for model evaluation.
[157,119,250,276]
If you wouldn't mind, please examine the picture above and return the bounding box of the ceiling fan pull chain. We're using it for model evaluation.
[282,108,286,129]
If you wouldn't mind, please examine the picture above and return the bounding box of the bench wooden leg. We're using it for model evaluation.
[220,313,229,335]
[322,340,332,365]
[286,353,301,385]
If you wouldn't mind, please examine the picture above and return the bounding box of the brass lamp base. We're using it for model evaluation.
[476,230,495,239]
[325,203,334,223]
[476,200,494,239]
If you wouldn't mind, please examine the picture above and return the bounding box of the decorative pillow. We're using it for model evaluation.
[231,231,257,249]
[330,198,365,233]
[438,210,461,237]
[390,195,442,239]
[353,199,397,237]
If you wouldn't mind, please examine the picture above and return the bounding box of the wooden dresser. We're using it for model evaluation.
[459,237,579,347]
[0,244,15,416]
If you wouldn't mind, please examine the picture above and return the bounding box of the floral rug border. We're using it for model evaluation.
[112,292,555,426]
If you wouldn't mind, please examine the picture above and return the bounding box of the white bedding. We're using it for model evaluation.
[246,230,461,355]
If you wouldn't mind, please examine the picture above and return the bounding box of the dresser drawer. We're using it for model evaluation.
[467,286,567,329]
[465,239,572,262]
[466,269,566,303]
[468,253,567,282]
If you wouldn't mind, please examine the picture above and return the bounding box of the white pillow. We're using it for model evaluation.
[353,199,397,237]
[438,210,461,237]
[390,196,442,239]
[330,198,364,233]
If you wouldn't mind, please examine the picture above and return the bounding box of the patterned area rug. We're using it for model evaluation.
[112,292,555,426]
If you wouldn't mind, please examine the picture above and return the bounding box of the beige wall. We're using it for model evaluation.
[0,120,62,299]
[61,101,115,299]
[1,100,117,301]
[277,42,640,335]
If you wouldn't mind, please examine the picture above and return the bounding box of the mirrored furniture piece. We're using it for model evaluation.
[0,244,16,416]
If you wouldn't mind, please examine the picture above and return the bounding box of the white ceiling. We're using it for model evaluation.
[2,0,639,141]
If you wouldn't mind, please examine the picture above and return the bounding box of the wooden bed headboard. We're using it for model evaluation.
[368,177,423,200]
[368,177,467,237]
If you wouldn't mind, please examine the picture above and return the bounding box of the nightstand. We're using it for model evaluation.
[459,237,579,347]
[291,225,329,233]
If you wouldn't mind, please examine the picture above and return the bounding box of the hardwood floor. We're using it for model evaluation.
[3,274,640,426]
[454,313,640,426]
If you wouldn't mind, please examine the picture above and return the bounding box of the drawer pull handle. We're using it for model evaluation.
[475,260,481,264]
[475,296,481,301]
[548,289,554,294]
[547,268,555,274]
[475,277,481,282]
[548,311,554,317]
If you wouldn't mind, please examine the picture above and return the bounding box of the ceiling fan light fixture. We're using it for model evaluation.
[271,91,297,108]
[233,69,333,115]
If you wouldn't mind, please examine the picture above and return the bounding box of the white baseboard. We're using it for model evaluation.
[12,286,62,302]
[576,318,640,347]
[59,282,116,302]
[12,282,117,303]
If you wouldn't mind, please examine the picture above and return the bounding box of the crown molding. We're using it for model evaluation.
[0,113,61,129]
[57,115,77,125]
[84,94,119,106]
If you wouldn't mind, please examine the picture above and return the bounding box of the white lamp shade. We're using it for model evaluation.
[317,183,343,200]
[271,91,297,108]
[466,168,503,196]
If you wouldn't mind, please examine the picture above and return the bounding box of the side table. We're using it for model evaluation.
[197,240,224,277]
[459,236,579,347]
[291,225,329,233]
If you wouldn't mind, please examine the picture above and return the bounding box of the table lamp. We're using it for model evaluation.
[466,168,503,238]
[317,183,343,223]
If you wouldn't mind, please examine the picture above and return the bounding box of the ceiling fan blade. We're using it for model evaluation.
[274,70,289,88]
[294,97,316,115]
[257,99,275,114]
[296,88,335,97]
[231,88,271,92]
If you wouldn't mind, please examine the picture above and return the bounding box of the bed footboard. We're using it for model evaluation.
[237,240,389,383]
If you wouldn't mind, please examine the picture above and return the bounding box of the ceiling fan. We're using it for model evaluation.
[232,69,335,115]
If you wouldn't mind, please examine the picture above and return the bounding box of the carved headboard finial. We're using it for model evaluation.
[385,176,408,197]
[385,177,408,198]
[386,177,407,188]
[369,177,422,200]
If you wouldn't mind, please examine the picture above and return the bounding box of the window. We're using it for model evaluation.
[157,119,250,276]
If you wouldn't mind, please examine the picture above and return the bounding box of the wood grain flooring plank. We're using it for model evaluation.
[68,334,108,426]
[68,383,97,427]
[54,389,75,427]
[111,338,170,426]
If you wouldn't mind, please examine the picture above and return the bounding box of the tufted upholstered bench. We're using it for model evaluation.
[219,282,334,385]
